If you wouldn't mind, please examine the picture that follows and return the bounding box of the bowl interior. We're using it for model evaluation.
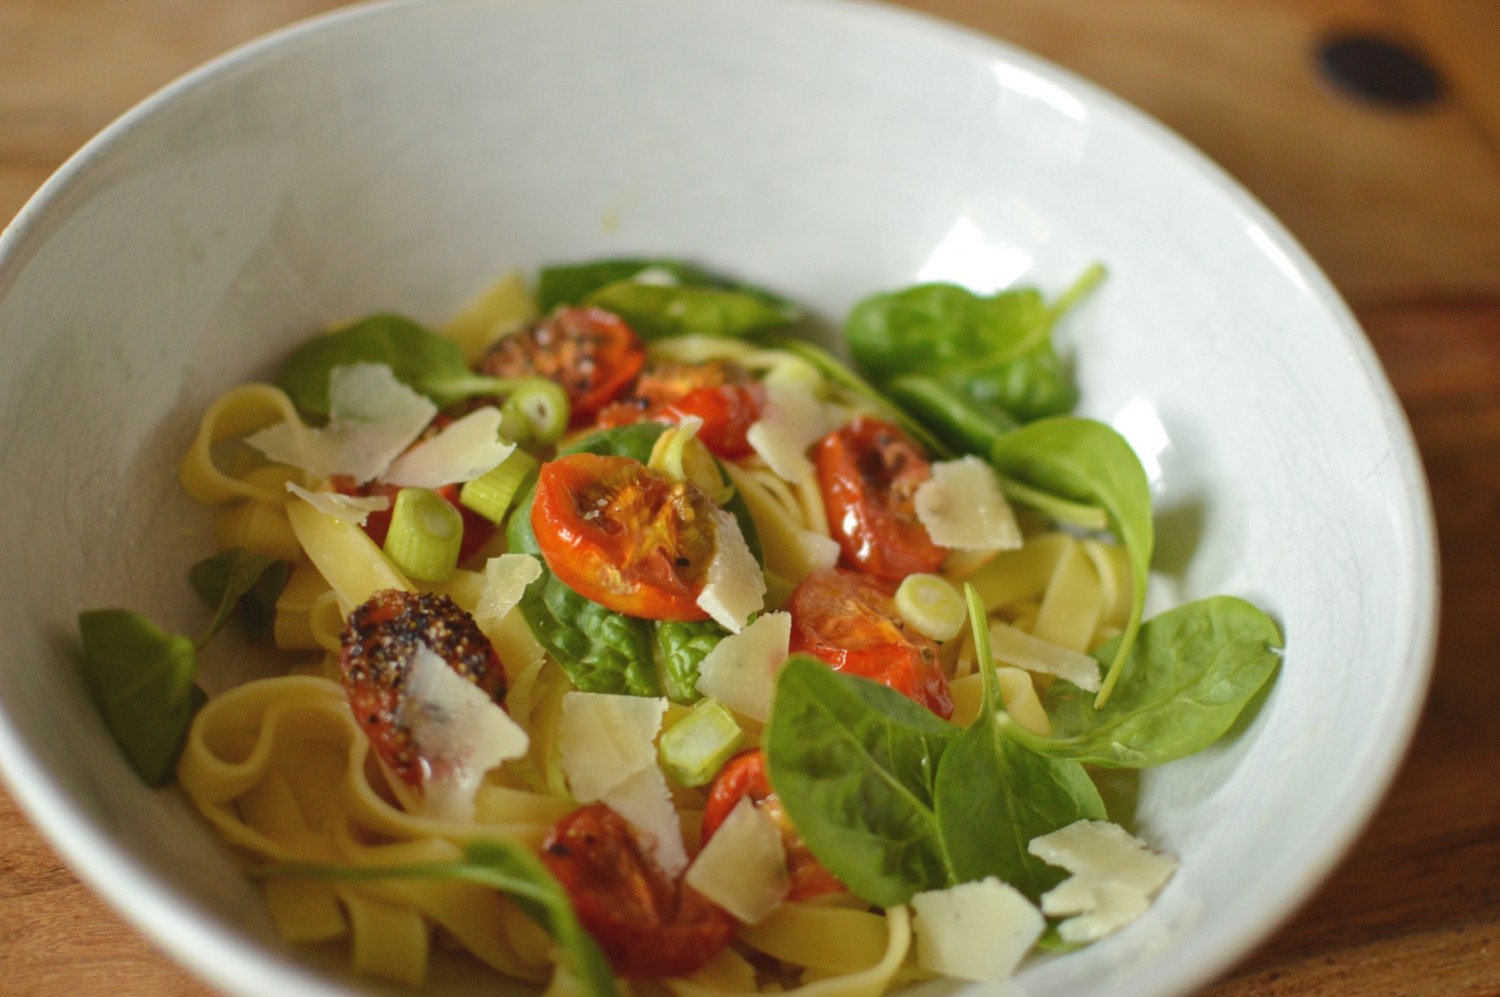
[0,1,1436,995]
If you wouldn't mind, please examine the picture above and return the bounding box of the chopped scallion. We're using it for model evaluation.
[895,573,967,641]
[384,488,464,582]
[503,378,570,445]
[459,448,539,525]
[658,697,745,787]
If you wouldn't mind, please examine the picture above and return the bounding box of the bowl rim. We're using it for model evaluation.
[0,0,1441,995]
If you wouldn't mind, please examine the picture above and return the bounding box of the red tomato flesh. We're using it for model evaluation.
[542,804,735,978]
[813,416,946,580]
[598,360,765,459]
[701,750,844,901]
[789,568,954,719]
[531,453,717,620]
[479,307,646,424]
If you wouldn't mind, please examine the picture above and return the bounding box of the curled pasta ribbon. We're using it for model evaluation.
[179,383,304,505]
[178,675,571,986]
[672,904,911,997]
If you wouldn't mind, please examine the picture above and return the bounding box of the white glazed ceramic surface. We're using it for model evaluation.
[0,0,1436,995]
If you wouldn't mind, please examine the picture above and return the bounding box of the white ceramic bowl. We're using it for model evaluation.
[0,1,1437,995]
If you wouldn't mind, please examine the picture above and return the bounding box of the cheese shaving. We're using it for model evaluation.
[283,482,389,525]
[383,406,514,488]
[685,797,789,923]
[914,456,1022,551]
[746,382,839,483]
[696,508,766,633]
[694,611,791,722]
[910,877,1044,981]
[1028,820,1179,943]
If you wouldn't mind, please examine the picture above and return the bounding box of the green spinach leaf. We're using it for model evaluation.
[654,619,725,705]
[537,258,786,312]
[583,281,799,341]
[507,422,755,698]
[933,587,1107,901]
[78,610,201,787]
[988,416,1153,708]
[189,548,287,644]
[1005,596,1282,767]
[884,374,1017,457]
[275,313,516,418]
[257,837,617,997]
[843,265,1102,424]
[764,655,958,907]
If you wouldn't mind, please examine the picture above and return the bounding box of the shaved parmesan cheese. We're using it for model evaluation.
[557,692,668,803]
[746,382,839,483]
[910,877,1044,981]
[383,406,514,488]
[915,456,1022,551]
[474,553,544,629]
[1028,820,1179,943]
[247,364,436,483]
[399,644,529,822]
[696,509,765,633]
[694,612,791,722]
[283,482,389,524]
[686,797,789,923]
[600,764,689,878]
[989,621,1102,692]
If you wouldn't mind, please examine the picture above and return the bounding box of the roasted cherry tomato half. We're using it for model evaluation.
[701,750,844,901]
[339,589,507,784]
[531,453,717,620]
[788,568,953,718]
[542,803,735,978]
[479,306,646,424]
[597,361,765,459]
[813,416,946,580]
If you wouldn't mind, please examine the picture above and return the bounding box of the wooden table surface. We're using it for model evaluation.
[3,1,1498,994]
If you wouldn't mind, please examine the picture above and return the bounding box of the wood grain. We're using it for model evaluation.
[3,1,1498,995]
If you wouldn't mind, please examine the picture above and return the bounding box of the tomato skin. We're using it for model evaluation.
[659,383,766,459]
[542,804,735,978]
[702,750,844,901]
[813,416,946,580]
[479,307,646,424]
[531,454,716,621]
[788,568,954,719]
[339,590,506,785]
[597,361,765,459]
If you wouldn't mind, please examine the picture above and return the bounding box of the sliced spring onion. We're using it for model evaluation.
[458,448,539,525]
[384,487,464,582]
[502,378,570,445]
[895,573,967,641]
[658,697,745,787]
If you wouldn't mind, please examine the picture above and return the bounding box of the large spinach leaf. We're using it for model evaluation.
[934,587,1107,901]
[257,837,617,997]
[843,266,1102,425]
[1005,596,1282,767]
[989,416,1153,708]
[764,655,958,907]
[275,314,516,418]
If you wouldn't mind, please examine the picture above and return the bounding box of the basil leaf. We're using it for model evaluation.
[257,837,617,997]
[654,619,725,705]
[583,281,800,341]
[764,655,958,906]
[188,547,286,645]
[934,587,1106,901]
[1006,596,1283,767]
[989,416,1153,708]
[275,313,514,418]
[77,609,201,786]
